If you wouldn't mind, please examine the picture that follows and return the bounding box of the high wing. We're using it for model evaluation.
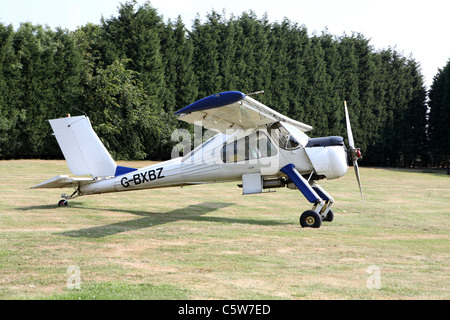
[175,91,313,133]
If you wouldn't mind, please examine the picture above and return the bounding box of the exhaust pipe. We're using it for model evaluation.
[263,178,287,189]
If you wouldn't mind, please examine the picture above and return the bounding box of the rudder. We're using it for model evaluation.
[49,115,117,178]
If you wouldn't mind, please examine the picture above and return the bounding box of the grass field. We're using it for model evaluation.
[0,160,449,300]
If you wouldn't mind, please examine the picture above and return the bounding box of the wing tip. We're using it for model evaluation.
[175,91,245,115]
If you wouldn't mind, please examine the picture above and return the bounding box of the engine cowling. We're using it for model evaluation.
[304,136,348,179]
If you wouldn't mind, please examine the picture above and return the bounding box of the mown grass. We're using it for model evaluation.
[0,160,449,299]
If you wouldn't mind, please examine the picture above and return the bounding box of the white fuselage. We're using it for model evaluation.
[79,124,348,196]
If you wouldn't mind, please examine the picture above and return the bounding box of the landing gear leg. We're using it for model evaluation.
[280,164,336,228]
[312,183,335,222]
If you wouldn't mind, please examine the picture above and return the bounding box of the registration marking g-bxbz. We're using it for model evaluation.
[120,167,164,188]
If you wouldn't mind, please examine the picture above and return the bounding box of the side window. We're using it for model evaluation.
[221,131,277,163]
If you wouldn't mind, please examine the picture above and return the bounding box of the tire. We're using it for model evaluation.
[300,210,322,228]
[58,199,68,207]
[323,209,334,222]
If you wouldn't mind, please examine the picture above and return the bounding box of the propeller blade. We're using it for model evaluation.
[344,101,364,201]
[353,160,364,201]
[344,101,355,149]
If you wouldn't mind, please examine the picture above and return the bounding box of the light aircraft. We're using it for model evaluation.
[32,91,363,228]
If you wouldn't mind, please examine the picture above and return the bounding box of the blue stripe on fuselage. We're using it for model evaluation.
[115,165,138,177]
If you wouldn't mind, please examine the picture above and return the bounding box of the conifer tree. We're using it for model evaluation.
[0,24,23,158]
[191,12,223,98]
[0,5,430,164]
[428,59,450,167]
[100,1,166,105]
[161,17,197,113]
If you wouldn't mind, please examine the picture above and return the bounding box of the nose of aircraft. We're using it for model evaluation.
[304,136,349,179]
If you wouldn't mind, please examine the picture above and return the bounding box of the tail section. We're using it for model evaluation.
[49,115,117,178]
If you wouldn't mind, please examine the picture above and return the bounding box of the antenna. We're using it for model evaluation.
[71,106,88,117]
[246,90,265,97]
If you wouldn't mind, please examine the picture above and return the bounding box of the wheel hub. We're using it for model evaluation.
[305,216,315,225]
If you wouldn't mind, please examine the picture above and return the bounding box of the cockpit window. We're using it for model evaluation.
[267,122,300,150]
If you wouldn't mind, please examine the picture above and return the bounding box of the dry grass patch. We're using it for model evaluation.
[0,160,449,299]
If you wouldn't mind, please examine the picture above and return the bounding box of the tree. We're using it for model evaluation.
[428,59,450,167]
[160,17,198,113]
[191,12,223,98]
[397,59,427,167]
[100,1,166,105]
[0,23,23,158]
[0,23,84,158]
[82,59,167,160]
[0,6,430,165]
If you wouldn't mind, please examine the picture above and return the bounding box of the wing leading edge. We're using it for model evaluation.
[175,91,313,133]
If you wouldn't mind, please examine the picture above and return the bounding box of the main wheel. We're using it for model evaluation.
[58,199,68,207]
[323,209,334,222]
[300,210,321,228]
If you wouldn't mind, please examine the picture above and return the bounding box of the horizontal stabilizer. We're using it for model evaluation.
[31,175,94,189]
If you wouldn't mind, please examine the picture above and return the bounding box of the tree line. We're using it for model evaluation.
[0,1,448,167]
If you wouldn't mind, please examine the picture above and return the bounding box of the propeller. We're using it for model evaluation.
[344,101,364,201]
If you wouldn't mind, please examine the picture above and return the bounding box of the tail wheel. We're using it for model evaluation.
[58,199,68,207]
[300,210,321,228]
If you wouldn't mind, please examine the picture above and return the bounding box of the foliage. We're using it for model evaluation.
[428,59,450,167]
[0,23,84,158]
[0,1,444,166]
[81,58,166,160]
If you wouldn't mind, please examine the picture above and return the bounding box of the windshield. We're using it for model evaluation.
[280,121,309,146]
[267,122,308,149]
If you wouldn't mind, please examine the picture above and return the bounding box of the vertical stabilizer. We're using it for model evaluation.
[49,116,117,178]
